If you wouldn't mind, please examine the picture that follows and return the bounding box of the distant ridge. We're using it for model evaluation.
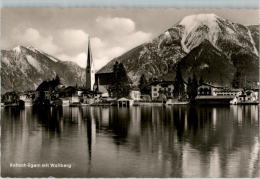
[1,45,85,93]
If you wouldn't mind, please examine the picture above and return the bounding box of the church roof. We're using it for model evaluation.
[95,72,116,85]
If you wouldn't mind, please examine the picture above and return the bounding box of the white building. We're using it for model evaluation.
[150,81,174,100]
[129,90,141,101]
[212,88,242,96]
[230,90,259,104]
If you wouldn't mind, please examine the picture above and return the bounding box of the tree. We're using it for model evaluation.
[232,71,241,88]
[199,76,203,86]
[117,63,128,82]
[54,75,60,85]
[187,77,192,99]
[173,63,185,98]
[34,76,61,105]
[187,74,199,104]
[138,74,148,92]
[2,91,19,104]
[109,62,131,98]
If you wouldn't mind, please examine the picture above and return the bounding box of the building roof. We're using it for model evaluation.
[213,88,242,92]
[117,97,132,101]
[149,81,174,86]
[95,72,132,86]
[95,72,116,85]
[200,82,223,89]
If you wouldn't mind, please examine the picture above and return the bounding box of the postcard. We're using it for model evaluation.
[1,7,259,178]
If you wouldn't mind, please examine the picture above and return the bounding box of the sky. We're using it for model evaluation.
[1,8,259,70]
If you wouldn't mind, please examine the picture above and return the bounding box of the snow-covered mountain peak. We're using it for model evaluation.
[179,13,220,27]
[26,45,40,53]
[1,45,85,93]
[13,45,23,53]
[177,13,225,53]
[12,45,42,54]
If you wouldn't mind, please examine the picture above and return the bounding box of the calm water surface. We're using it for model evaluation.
[1,105,259,177]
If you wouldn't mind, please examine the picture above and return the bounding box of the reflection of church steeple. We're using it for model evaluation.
[86,38,95,90]
[86,117,92,162]
[85,107,94,173]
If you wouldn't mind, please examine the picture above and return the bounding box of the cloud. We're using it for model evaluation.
[57,29,89,51]
[91,37,106,49]
[90,17,152,70]
[57,52,87,68]
[117,31,152,49]
[93,45,125,59]
[94,57,111,71]
[14,28,60,55]
[8,17,152,71]
[93,49,124,71]
[96,17,135,35]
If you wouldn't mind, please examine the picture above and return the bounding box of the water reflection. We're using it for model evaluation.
[1,105,259,177]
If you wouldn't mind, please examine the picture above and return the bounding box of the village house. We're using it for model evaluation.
[2,91,19,104]
[94,72,116,97]
[150,81,174,101]
[129,89,141,101]
[197,83,243,97]
[230,89,259,104]
[140,94,152,102]
[197,84,214,96]
[117,97,134,107]
[19,92,34,106]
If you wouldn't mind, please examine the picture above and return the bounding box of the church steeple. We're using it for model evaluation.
[87,39,92,69]
[86,38,95,90]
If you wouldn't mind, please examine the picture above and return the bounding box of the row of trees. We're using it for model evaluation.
[97,61,203,102]
[138,63,202,103]
[34,75,61,106]
[108,62,131,98]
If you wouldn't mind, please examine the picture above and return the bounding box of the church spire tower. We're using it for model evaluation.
[86,37,95,90]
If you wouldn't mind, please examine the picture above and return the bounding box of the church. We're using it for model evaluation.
[85,38,95,91]
[85,38,131,97]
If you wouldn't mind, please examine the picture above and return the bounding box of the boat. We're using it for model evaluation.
[230,93,259,105]
[195,95,234,105]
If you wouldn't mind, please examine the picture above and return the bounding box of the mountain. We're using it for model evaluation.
[99,14,259,87]
[1,46,85,93]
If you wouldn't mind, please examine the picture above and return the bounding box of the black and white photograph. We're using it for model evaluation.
[1,7,259,178]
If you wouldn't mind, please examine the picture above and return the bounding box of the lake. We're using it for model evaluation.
[1,105,259,177]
